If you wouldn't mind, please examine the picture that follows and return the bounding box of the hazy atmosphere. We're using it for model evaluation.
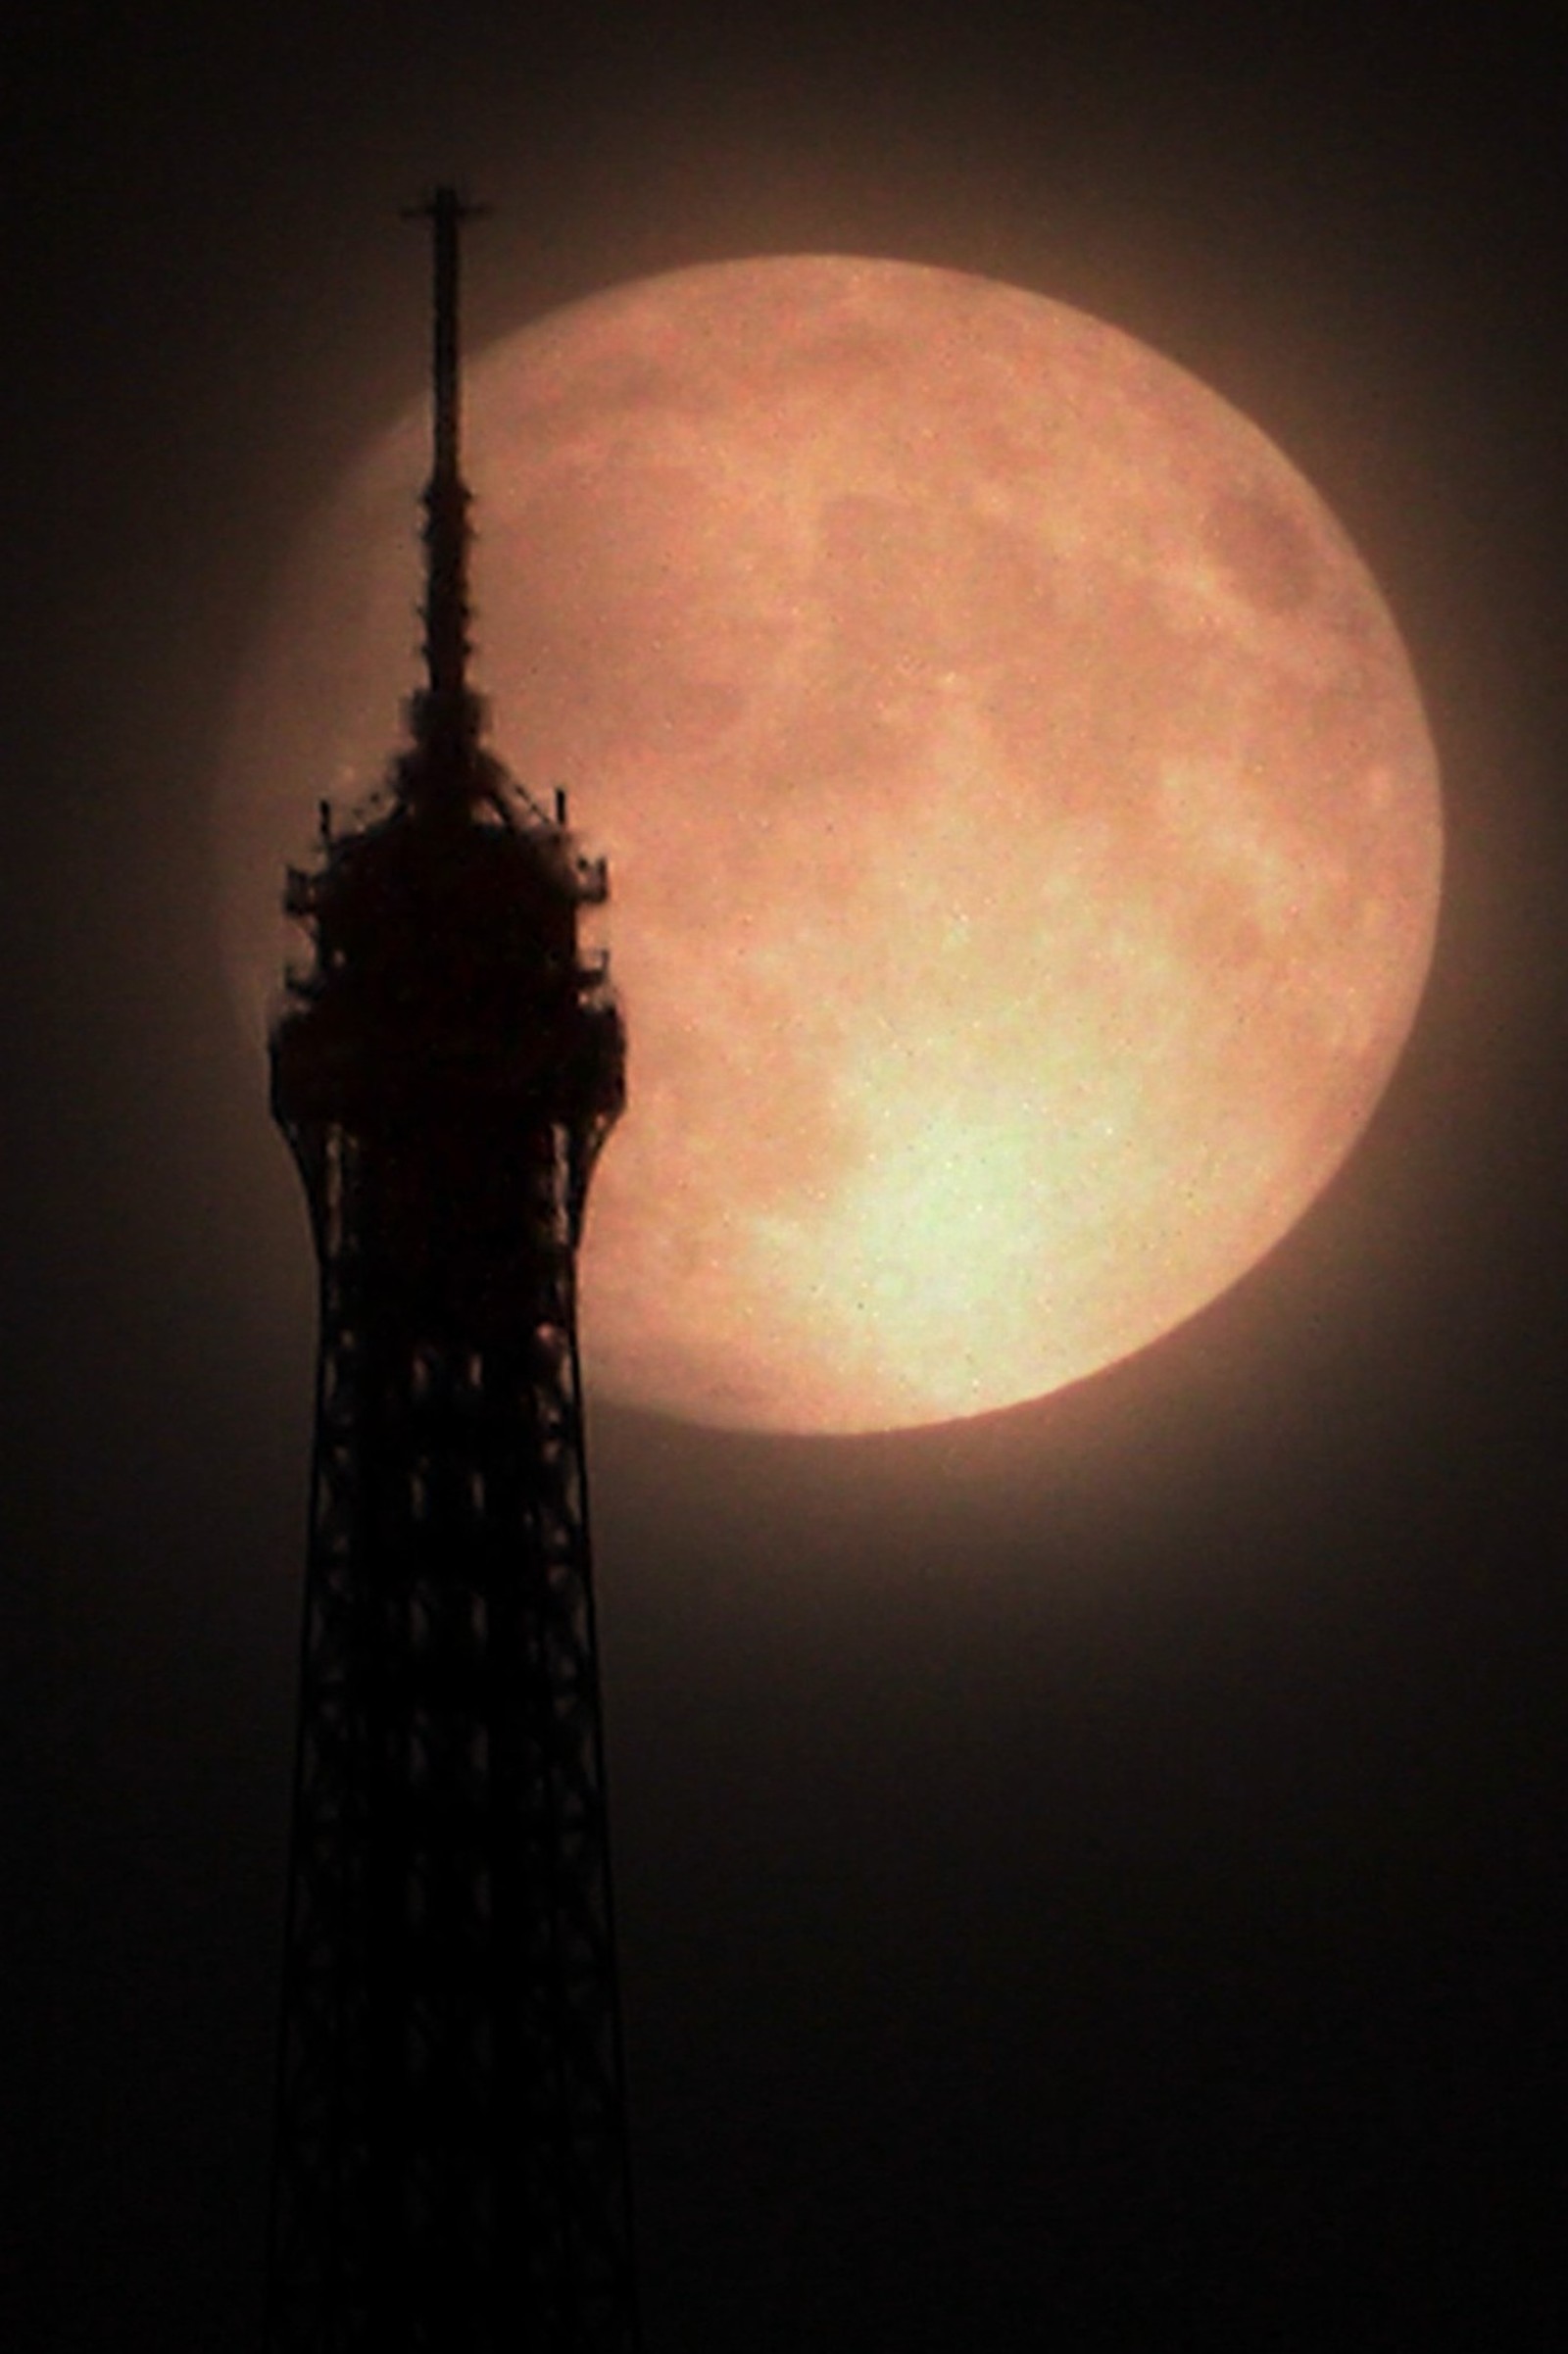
[12,6,1568,2346]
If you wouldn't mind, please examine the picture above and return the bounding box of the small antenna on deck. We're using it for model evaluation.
[401,186,492,774]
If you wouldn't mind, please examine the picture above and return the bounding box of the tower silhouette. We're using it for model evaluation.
[265,191,637,2352]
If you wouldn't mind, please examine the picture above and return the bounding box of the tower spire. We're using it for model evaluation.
[404,184,490,788]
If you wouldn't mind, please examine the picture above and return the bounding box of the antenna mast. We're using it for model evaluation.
[404,184,490,786]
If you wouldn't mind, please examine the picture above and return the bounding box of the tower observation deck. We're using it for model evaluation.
[265,191,636,2352]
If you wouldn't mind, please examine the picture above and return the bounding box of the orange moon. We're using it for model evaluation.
[220,256,1442,1436]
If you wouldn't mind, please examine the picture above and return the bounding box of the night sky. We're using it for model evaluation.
[12,7,1568,2347]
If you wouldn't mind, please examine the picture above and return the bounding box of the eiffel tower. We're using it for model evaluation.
[264,188,638,2353]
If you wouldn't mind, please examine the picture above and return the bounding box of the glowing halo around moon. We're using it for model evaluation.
[220,255,1442,1437]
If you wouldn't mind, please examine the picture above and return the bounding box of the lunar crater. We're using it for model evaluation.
[1203,487,1320,616]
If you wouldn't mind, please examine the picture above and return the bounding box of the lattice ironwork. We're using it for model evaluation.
[264,190,637,2354]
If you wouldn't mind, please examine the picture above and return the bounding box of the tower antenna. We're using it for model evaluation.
[402,184,491,786]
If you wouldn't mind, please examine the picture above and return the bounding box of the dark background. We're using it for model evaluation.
[10,6,1568,2346]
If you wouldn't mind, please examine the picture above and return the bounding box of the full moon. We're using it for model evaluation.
[220,256,1442,1435]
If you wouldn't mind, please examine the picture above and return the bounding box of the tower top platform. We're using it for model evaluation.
[269,190,624,1180]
